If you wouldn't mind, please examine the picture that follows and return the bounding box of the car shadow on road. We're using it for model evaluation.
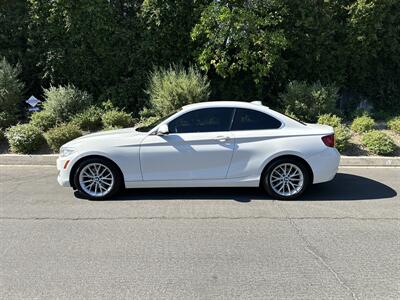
[76,173,397,202]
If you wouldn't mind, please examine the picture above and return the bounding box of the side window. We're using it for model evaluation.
[168,108,234,133]
[232,108,282,131]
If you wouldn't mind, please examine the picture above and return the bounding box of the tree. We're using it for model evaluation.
[346,0,400,111]
[0,58,24,128]
[192,0,288,83]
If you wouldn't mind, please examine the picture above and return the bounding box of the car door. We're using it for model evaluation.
[227,108,283,179]
[140,108,236,181]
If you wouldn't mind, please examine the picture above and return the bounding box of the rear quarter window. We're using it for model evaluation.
[232,108,282,131]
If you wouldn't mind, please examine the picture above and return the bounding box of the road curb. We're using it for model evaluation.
[0,154,58,166]
[340,156,400,167]
[0,154,399,167]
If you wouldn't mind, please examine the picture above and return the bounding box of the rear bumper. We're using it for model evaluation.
[307,148,340,184]
[57,157,71,187]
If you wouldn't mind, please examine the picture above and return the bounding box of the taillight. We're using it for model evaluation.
[322,134,335,148]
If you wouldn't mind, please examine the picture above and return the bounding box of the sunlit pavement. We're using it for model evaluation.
[1,166,399,299]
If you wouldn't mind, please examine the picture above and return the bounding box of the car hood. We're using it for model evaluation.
[63,127,146,148]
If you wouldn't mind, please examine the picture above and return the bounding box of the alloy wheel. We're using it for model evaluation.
[78,163,114,197]
[269,163,304,197]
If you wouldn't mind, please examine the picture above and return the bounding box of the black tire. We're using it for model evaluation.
[261,158,311,200]
[73,157,122,200]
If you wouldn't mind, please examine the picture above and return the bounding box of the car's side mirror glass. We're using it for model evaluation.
[157,124,169,135]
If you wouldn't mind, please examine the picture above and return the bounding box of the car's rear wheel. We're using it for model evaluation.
[73,158,122,200]
[262,158,310,200]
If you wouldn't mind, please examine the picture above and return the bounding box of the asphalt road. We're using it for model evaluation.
[0,165,399,299]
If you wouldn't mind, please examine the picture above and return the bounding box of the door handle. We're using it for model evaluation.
[216,136,230,142]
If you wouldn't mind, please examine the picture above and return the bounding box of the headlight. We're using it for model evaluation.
[60,147,76,157]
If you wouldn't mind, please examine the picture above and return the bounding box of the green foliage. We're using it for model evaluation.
[135,116,161,129]
[387,116,400,133]
[282,81,338,122]
[282,1,349,86]
[0,57,24,128]
[361,131,396,156]
[0,111,16,129]
[1,0,400,117]
[29,110,57,132]
[351,115,375,133]
[43,85,92,123]
[347,0,400,111]
[352,108,372,119]
[6,123,44,154]
[71,106,103,132]
[192,0,287,83]
[317,114,343,128]
[44,123,82,152]
[334,125,352,153]
[144,65,210,117]
[140,0,203,67]
[102,110,133,129]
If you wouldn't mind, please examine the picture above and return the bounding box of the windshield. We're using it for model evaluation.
[135,110,179,132]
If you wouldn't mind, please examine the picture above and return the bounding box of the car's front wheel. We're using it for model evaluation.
[73,158,122,200]
[262,158,310,200]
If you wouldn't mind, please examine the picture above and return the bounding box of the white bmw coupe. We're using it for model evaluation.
[57,101,340,200]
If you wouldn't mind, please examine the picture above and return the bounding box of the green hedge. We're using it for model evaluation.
[6,124,44,154]
[361,131,396,156]
[317,114,342,128]
[351,115,375,133]
[102,110,133,129]
[142,65,210,118]
[387,116,400,133]
[71,106,103,131]
[30,110,57,132]
[282,81,338,123]
[43,85,93,123]
[45,123,82,152]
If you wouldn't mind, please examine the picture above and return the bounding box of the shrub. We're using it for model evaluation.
[387,116,400,133]
[45,123,82,152]
[317,114,342,128]
[136,116,161,128]
[282,81,338,122]
[6,124,44,154]
[43,85,93,122]
[361,131,396,156]
[351,115,375,133]
[30,110,57,132]
[334,125,351,152]
[0,58,24,128]
[143,65,210,117]
[102,110,133,129]
[71,106,103,131]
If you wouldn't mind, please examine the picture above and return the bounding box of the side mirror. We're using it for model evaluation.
[157,124,169,135]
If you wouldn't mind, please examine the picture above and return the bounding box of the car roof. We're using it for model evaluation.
[182,101,268,110]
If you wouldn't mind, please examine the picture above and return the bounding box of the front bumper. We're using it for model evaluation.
[57,157,71,187]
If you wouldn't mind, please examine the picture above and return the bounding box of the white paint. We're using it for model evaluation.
[56,101,340,190]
